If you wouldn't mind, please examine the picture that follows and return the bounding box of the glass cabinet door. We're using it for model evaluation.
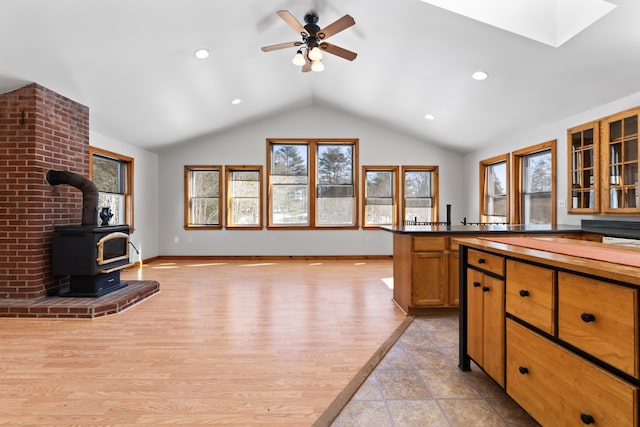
[602,108,640,213]
[567,121,599,213]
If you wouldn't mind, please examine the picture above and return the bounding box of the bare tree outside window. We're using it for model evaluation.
[227,168,262,228]
[522,150,552,224]
[91,152,130,226]
[184,166,221,228]
[364,168,396,226]
[317,145,354,225]
[404,170,435,222]
[270,144,309,225]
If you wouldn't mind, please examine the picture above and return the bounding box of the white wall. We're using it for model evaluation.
[462,90,640,225]
[90,131,160,261]
[157,105,465,256]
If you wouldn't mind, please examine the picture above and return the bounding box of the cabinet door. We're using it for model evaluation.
[448,251,460,306]
[466,269,484,365]
[483,274,505,387]
[568,121,599,213]
[601,108,640,213]
[412,251,446,306]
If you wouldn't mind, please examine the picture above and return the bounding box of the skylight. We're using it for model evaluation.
[419,0,617,47]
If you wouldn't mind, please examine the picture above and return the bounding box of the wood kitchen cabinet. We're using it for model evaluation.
[602,107,640,213]
[387,226,584,315]
[458,237,640,426]
[567,106,640,215]
[568,120,599,213]
[466,249,505,387]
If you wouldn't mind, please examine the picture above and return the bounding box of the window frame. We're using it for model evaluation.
[479,153,510,223]
[89,147,134,232]
[361,166,399,229]
[266,138,359,230]
[401,165,439,224]
[512,140,556,225]
[224,165,263,230]
[184,165,223,230]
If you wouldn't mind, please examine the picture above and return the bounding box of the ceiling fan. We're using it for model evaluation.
[261,10,357,72]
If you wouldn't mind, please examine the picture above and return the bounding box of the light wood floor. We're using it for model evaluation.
[0,259,406,425]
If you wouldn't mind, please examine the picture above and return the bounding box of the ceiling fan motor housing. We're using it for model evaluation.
[303,12,322,44]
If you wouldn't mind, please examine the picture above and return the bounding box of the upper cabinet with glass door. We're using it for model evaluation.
[567,121,599,214]
[601,108,640,213]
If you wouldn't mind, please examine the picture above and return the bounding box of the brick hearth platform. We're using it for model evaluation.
[0,280,159,318]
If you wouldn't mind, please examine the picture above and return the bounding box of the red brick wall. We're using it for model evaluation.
[0,83,89,299]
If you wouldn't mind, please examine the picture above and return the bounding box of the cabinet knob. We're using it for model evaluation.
[580,413,595,425]
[580,313,596,323]
[519,289,530,297]
[478,258,486,264]
[518,366,529,375]
[473,281,481,288]
[482,286,490,292]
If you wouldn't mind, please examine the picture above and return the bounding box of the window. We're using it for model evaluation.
[513,140,556,225]
[225,166,263,229]
[90,147,134,231]
[362,166,398,228]
[184,166,222,229]
[401,166,439,223]
[479,154,509,223]
[267,139,358,229]
[316,144,356,226]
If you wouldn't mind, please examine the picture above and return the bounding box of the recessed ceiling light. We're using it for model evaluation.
[424,114,435,120]
[231,98,242,105]
[472,71,489,81]
[194,48,210,59]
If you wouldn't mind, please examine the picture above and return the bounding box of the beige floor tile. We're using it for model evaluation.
[351,375,383,401]
[439,399,508,427]
[332,400,392,427]
[376,346,414,370]
[420,369,481,398]
[488,397,541,427]
[426,330,459,347]
[375,369,432,400]
[414,315,459,331]
[386,399,449,427]
[404,346,458,370]
[398,324,435,348]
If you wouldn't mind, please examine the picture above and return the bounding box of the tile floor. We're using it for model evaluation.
[331,314,540,426]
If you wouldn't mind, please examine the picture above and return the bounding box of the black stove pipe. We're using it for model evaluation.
[46,170,99,226]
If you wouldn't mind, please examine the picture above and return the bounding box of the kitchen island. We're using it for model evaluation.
[381,224,593,314]
[455,236,639,426]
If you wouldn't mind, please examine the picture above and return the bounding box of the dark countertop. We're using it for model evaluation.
[380,224,582,235]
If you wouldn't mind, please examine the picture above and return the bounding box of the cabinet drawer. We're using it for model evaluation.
[468,249,504,276]
[506,260,555,335]
[507,319,637,427]
[558,272,639,378]
[412,237,446,252]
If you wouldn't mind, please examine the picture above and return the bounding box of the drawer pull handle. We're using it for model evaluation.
[473,281,481,288]
[580,413,595,425]
[478,258,486,264]
[580,313,596,323]
[482,286,490,292]
[519,290,530,297]
[518,366,529,375]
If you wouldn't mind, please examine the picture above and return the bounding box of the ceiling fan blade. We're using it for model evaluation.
[276,10,308,36]
[318,15,355,40]
[261,41,303,52]
[319,42,357,61]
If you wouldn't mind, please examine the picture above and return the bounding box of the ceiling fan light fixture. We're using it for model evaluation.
[308,46,323,61]
[311,60,324,72]
[292,50,306,66]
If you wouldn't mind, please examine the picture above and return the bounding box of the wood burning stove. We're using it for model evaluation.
[46,169,136,297]
[52,225,132,297]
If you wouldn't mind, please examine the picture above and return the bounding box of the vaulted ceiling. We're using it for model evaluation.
[1,0,639,153]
